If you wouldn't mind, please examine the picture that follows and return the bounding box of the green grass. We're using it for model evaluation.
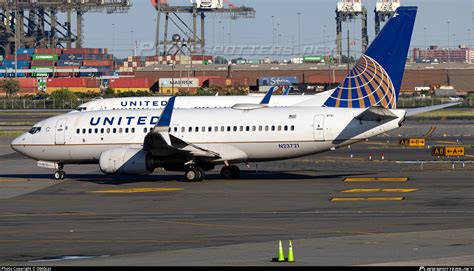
[416,108,474,118]
[0,130,26,138]
[0,122,35,126]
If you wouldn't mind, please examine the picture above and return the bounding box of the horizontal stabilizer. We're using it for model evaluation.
[355,107,398,121]
[404,102,461,117]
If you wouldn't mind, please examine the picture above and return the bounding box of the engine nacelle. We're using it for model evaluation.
[99,148,154,175]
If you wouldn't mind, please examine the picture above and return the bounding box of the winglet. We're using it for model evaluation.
[283,87,292,96]
[260,87,275,105]
[157,96,176,127]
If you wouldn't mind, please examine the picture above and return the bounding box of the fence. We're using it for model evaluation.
[0,97,472,110]
[0,99,94,110]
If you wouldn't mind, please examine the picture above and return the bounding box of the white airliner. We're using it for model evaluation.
[11,7,455,182]
[75,87,326,112]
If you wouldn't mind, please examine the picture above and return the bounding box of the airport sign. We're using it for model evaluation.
[399,138,426,147]
[431,146,465,157]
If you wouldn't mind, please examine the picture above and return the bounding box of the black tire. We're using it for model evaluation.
[220,166,232,179]
[60,171,65,180]
[196,167,205,182]
[185,167,205,182]
[229,165,241,179]
[54,171,61,180]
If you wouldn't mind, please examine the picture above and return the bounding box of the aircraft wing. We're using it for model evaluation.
[355,107,398,121]
[404,102,461,117]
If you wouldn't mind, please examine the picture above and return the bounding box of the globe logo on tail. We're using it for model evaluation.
[324,54,397,109]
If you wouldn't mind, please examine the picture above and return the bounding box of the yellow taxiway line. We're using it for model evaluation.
[91,188,184,194]
[331,197,404,201]
[343,177,408,182]
[341,188,418,193]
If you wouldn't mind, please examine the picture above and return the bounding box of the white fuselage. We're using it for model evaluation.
[12,106,406,166]
[77,93,331,111]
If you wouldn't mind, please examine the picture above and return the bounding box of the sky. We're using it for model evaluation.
[80,0,474,58]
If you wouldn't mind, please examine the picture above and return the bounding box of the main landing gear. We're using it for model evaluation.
[184,166,205,182]
[220,165,241,179]
[54,165,65,180]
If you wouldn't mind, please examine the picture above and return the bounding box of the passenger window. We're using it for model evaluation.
[95,128,98,134]
[174,127,178,133]
[208,127,212,132]
[284,125,288,131]
[113,128,117,133]
[252,126,256,131]
[246,126,250,132]
[88,128,92,134]
[221,126,225,132]
[227,126,231,132]
[202,127,206,132]
[101,128,104,134]
[239,126,243,132]
[214,126,218,132]
[131,128,135,133]
[119,128,123,133]
[189,127,193,132]
[125,128,129,133]
[265,126,269,131]
[107,128,110,133]
[233,126,237,132]
[144,127,148,133]
[291,125,295,131]
[259,126,263,131]
[278,125,282,131]
[195,127,199,132]
[82,128,86,134]
[271,126,275,131]
[181,127,185,133]
[76,129,80,134]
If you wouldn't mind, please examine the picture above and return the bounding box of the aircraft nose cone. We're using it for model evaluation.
[11,134,26,154]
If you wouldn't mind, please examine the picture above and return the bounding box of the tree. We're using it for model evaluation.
[103,87,116,98]
[0,79,20,97]
[49,88,77,108]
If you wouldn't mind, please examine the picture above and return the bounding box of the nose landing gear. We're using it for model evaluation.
[54,165,65,180]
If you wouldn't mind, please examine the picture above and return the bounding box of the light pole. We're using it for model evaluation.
[131,30,135,56]
[271,16,275,49]
[424,27,427,48]
[468,29,471,49]
[112,23,115,56]
[14,0,19,78]
[297,12,301,57]
[447,21,450,62]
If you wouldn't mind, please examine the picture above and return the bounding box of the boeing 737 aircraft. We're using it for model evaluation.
[76,87,323,112]
[11,7,456,182]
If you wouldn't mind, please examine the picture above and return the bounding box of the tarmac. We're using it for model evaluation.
[0,111,473,266]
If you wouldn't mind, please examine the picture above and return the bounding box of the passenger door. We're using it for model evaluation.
[313,115,325,141]
[55,118,67,145]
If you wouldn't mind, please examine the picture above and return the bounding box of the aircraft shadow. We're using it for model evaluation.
[0,172,372,185]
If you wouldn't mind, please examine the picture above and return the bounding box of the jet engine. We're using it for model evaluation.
[99,148,155,175]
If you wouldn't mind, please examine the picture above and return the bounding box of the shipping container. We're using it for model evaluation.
[158,78,199,88]
[31,60,56,67]
[258,76,298,86]
[45,87,100,94]
[35,48,63,55]
[4,54,31,61]
[2,60,30,68]
[32,54,59,61]
[303,56,324,63]
[82,60,113,67]
[46,78,99,88]
[109,78,151,89]
[16,48,35,55]
[57,60,83,66]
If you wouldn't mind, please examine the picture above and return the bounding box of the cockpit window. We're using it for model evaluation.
[77,107,87,112]
[28,127,41,134]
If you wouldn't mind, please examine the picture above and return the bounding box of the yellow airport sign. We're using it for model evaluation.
[399,138,426,147]
[431,146,465,157]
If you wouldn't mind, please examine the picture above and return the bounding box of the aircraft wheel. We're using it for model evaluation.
[220,166,232,179]
[229,165,241,179]
[185,167,203,182]
[54,171,65,180]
